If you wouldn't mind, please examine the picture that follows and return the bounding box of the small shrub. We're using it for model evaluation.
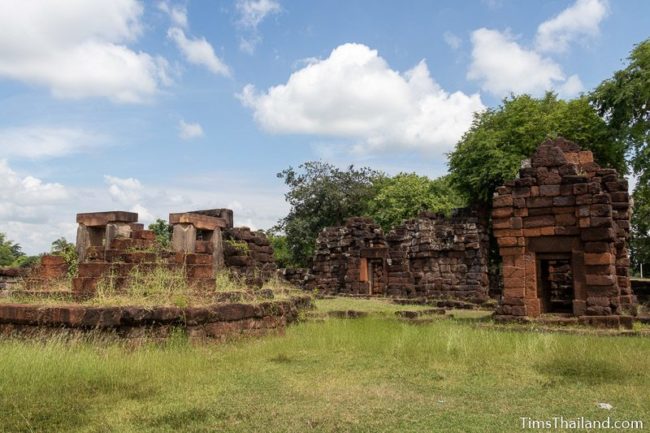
[225,239,249,254]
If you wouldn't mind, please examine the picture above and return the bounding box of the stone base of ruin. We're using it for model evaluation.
[0,295,311,341]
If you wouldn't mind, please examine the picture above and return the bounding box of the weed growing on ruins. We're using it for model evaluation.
[93,265,189,306]
[224,239,250,254]
[0,312,648,433]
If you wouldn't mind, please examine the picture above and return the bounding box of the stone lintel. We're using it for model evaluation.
[76,211,138,227]
[360,247,388,259]
[169,213,227,230]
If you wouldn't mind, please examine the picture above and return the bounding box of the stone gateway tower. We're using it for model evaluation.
[492,138,635,326]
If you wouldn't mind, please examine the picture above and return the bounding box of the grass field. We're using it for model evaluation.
[0,298,648,432]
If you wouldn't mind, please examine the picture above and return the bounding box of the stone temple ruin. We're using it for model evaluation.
[289,208,490,304]
[73,209,277,298]
[283,137,638,325]
[0,138,639,329]
[492,138,635,326]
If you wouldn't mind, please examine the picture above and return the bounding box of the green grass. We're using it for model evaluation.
[314,297,441,314]
[1,308,649,433]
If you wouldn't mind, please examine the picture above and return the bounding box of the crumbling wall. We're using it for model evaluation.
[301,211,489,301]
[0,267,29,291]
[223,227,277,287]
[306,217,387,295]
[492,138,634,323]
[386,209,489,301]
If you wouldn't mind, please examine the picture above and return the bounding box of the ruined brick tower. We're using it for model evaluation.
[493,138,635,325]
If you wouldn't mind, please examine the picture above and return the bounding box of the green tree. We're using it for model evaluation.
[448,93,626,204]
[631,184,650,275]
[367,173,465,231]
[276,162,383,266]
[148,218,172,249]
[591,38,649,182]
[591,38,650,274]
[51,237,78,277]
[265,232,293,268]
[0,233,23,266]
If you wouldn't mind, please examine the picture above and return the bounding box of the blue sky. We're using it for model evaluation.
[0,0,648,253]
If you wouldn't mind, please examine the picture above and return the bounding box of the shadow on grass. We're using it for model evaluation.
[144,407,214,430]
[535,357,633,385]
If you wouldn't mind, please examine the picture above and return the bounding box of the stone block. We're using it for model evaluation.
[76,211,138,227]
[492,207,513,218]
[525,298,541,317]
[497,237,518,247]
[585,275,617,286]
[527,197,553,208]
[540,184,560,196]
[554,226,580,236]
[581,228,615,242]
[523,215,555,228]
[185,254,212,265]
[78,263,110,278]
[573,183,589,195]
[131,230,156,240]
[169,213,227,230]
[493,195,513,208]
[554,214,576,226]
[590,217,613,228]
[553,196,575,207]
[572,300,587,316]
[584,252,613,265]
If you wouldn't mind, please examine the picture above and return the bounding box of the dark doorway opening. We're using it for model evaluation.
[538,254,574,314]
[367,259,386,295]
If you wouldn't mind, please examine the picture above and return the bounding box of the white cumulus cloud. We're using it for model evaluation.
[443,31,462,50]
[104,175,154,224]
[237,0,281,28]
[467,0,609,98]
[0,0,170,103]
[178,120,204,140]
[0,127,101,159]
[158,1,188,28]
[468,28,583,98]
[536,0,608,53]
[236,0,281,54]
[168,27,230,76]
[0,160,68,208]
[239,43,484,155]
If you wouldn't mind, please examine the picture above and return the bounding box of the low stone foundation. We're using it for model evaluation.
[0,295,312,341]
[0,267,29,291]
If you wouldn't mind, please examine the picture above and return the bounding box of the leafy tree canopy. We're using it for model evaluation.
[367,173,465,231]
[591,38,650,183]
[448,93,626,204]
[591,38,650,274]
[0,233,23,267]
[148,219,172,249]
[631,184,650,274]
[276,162,383,266]
[51,237,78,277]
[265,232,292,269]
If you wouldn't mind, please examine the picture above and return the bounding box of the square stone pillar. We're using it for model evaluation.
[212,227,225,271]
[75,211,138,262]
[172,224,197,253]
[105,223,132,250]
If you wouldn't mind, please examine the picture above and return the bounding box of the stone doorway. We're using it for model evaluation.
[367,259,386,295]
[537,254,574,314]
